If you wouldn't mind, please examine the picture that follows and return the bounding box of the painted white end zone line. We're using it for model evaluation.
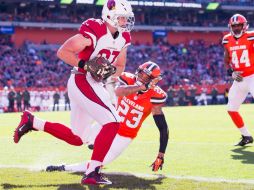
[109,172,254,185]
[1,165,254,185]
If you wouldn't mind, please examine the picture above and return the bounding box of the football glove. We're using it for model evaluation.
[232,71,243,82]
[150,156,164,172]
[85,56,113,82]
[102,64,116,80]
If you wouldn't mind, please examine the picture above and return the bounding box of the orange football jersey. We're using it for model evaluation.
[116,72,167,139]
[222,31,254,77]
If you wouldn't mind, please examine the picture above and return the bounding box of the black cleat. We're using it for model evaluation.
[81,166,112,185]
[235,135,253,146]
[88,144,94,150]
[13,110,35,143]
[46,165,65,172]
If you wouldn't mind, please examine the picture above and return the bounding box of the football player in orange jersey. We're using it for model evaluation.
[222,14,254,146]
[46,61,169,173]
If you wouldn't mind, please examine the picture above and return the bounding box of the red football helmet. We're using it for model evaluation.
[228,14,249,38]
[135,61,162,86]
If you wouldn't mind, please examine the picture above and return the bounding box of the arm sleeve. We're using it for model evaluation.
[153,114,169,153]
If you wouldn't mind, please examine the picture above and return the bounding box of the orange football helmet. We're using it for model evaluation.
[135,61,162,86]
[228,14,249,38]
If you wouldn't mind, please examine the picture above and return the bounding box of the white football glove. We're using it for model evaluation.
[232,71,243,82]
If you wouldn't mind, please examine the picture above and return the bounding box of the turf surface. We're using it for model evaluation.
[1,105,254,189]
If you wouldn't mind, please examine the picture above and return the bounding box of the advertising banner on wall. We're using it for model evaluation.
[0,26,15,34]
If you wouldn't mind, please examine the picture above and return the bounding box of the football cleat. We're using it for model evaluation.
[81,167,112,185]
[88,144,94,150]
[13,110,35,143]
[46,165,65,172]
[235,135,253,146]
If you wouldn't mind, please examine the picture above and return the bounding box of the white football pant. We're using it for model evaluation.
[227,74,254,111]
[67,72,120,144]
[65,133,132,172]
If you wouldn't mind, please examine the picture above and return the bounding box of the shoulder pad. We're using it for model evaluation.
[222,33,231,45]
[151,86,167,104]
[79,18,107,43]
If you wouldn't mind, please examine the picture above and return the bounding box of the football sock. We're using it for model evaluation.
[239,126,252,137]
[33,117,46,131]
[228,111,251,136]
[85,160,101,175]
[86,122,119,175]
[44,122,83,146]
[65,161,89,172]
[91,122,119,161]
[228,111,244,128]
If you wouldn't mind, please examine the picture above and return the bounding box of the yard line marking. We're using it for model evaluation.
[108,172,254,184]
[0,165,254,184]
[0,165,44,171]
[134,141,236,146]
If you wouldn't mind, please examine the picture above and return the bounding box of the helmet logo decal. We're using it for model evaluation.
[107,0,116,10]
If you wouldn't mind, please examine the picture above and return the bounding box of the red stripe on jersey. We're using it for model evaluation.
[122,32,131,47]
[78,19,107,61]
[74,73,114,118]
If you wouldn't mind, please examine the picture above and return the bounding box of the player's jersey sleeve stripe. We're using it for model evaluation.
[84,31,97,48]
[247,31,254,35]
[247,37,254,41]
[123,42,131,49]
[151,96,167,104]
[222,39,228,44]
[118,76,129,85]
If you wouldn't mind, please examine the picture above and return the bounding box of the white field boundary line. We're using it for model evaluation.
[109,172,254,185]
[1,165,254,185]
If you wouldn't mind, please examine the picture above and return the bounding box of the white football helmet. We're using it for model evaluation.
[102,0,135,33]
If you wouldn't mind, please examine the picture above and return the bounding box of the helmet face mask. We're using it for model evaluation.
[231,24,244,37]
[102,0,135,33]
[117,15,135,32]
[136,71,153,86]
[228,14,249,38]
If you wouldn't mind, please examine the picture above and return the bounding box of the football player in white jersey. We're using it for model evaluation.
[13,0,134,185]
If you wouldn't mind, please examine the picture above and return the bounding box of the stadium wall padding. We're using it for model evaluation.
[12,27,224,46]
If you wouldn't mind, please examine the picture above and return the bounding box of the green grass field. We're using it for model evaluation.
[1,105,254,190]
